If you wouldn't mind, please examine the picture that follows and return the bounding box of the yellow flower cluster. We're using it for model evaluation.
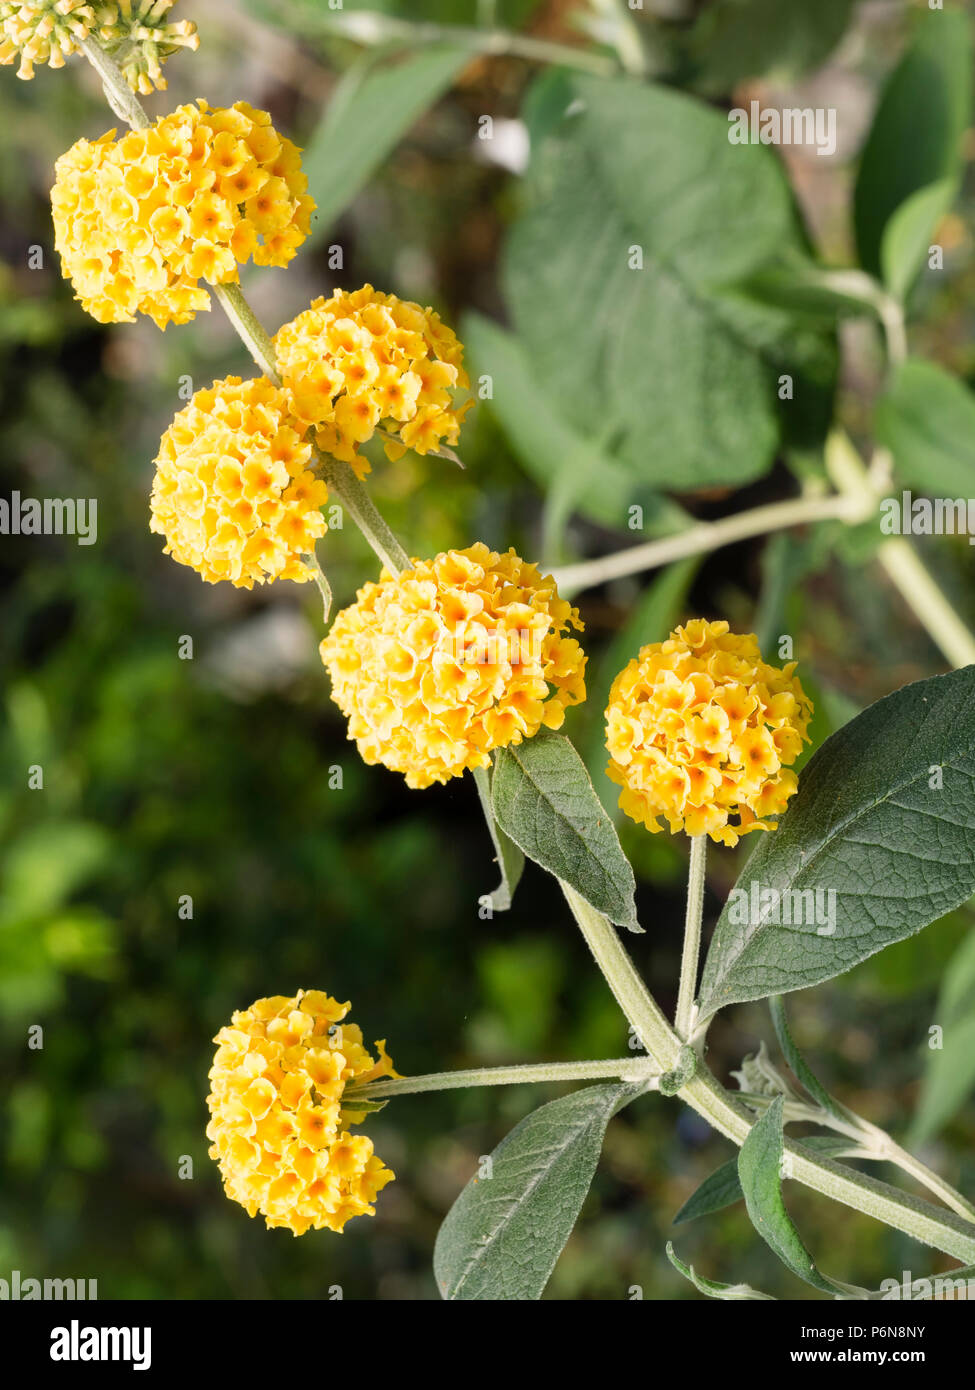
[51,100,314,328]
[605,619,812,847]
[101,0,199,96]
[320,543,587,788]
[273,285,473,477]
[0,0,95,77]
[206,990,397,1236]
[149,375,328,588]
[0,1,197,89]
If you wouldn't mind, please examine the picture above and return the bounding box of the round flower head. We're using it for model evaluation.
[273,284,474,478]
[206,990,397,1236]
[150,375,328,588]
[605,619,812,847]
[320,543,587,788]
[51,99,315,328]
[0,1,96,77]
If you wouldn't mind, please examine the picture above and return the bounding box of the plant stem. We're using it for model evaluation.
[675,835,706,1041]
[211,282,279,381]
[826,431,975,669]
[78,36,149,129]
[78,41,412,581]
[286,5,619,77]
[878,540,975,668]
[347,1056,657,1101]
[314,451,410,575]
[551,492,864,597]
[560,882,975,1265]
[306,550,332,623]
[745,1093,975,1225]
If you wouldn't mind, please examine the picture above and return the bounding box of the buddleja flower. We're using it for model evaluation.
[0,1,198,89]
[273,284,474,477]
[149,375,328,588]
[100,0,199,96]
[605,619,812,847]
[206,990,397,1236]
[0,1,97,78]
[51,99,314,328]
[320,543,587,788]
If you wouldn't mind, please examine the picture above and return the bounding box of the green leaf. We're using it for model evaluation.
[472,764,524,912]
[732,258,884,324]
[881,178,958,302]
[302,46,468,245]
[738,1096,843,1294]
[876,359,975,497]
[492,730,640,932]
[461,312,688,536]
[769,995,844,1119]
[854,8,973,277]
[665,1242,776,1300]
[699,668,975,1019]
[434,1083,638,1300]
[688,0,855,93]
[673,1136,854,1226]
[911,928,975,1142]
[504,74,821,491]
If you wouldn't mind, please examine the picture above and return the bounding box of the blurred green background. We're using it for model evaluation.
[2,0,975,1300]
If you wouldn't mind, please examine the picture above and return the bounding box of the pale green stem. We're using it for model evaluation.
[314,451,410,575]
[744,1093,975,1225]
[78,42,411,580]
[78,35,149,129]
[551,492,864,597]
[560,881,975,1265]
[348,1056,657,1101]
[587,0,648,76]
[675,835,706,1041]
[810,268,907,370]
[211,282,279,380]
[878,539,975,669]
[826,431,975,669]
[305,550,333,624]
[285,5,619,77]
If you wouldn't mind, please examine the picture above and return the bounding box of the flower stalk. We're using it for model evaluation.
[560,882,975,1267]
[347,1057,658,1102]
[675,835,706,1042]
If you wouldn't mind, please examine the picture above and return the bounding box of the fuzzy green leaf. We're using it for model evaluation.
[700,669,975,1018]
[434,1083,638,1300]
[738,1097,843,1294]
[492,731,640,931]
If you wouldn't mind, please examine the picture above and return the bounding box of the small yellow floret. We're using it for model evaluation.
[604,619,812,847]
[320,543,587,788]
[206,990,396,1236]
[100,0,200,95]
[0,1,96,79]
[0,2,200,89]
[51,100,314,328]
[149,375,328,588]
[273,284,473,478]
